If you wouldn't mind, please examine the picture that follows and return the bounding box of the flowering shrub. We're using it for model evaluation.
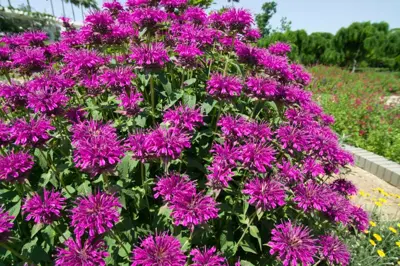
[0,1,366,265]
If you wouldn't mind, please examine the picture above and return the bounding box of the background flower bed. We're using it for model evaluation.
[308,65,400,163]
[0,1,373,265]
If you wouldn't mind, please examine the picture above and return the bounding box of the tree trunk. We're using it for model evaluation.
[70,2,76,21]
[61,0,66,17]
[80,2,84,21]
[50,0,55,16]
[8,0,12,7]
[352,46,361,73]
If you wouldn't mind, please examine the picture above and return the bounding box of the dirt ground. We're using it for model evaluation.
[339,166,400,221]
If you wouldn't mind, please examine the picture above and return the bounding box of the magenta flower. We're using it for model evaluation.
[268,221,317,266]
[70,192,121,238]
[27,75,71,114]
[174,44,203,67]
[0,82,28,108]
[163,105,204,132]
[126,131,150,162]
[21,31,48,46]
[85,11,114,34]
[222,8,253,32]
[239,142,275,173]
[246,76,278,98]
[131,7,167,28]
[0,122,10,146]
[118,90,143,116]
[207,74,242,99]
[349,205,369,232]
[244,28,262,42]
[211,142,240,168]
[217,115,252,139]
[290,63,311,86]
[318,235,350,266]
[277,160,303,183]
[190,246,226,266]
[160,0,187,10]
[11,47,47,75]
[293,182,334,212]
[330,178,357,197]
[131,232,186,266]
[0,207,14,242]
[99,67,136,94]
[145,126,191,161]
[325,194,352,225]
[302,157,325,177]
[268,42,291,56]
[0,151,33,183]
[130,42,169,69]
[63,49,106,76]
[126,0,151,9]
[65,106,88,124]
[206,163,234,189]
[11,117,54,147]
[55,237,109,266]
[170,192,219,229]
[103,0,124,15]
[72,120,123,176]
[22,189,66,224]
[182,7,208,25]
[243,178,286,210]
[154,173,196,201]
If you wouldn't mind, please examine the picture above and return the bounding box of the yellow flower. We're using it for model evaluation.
[397,261,400,265]
[396,241,400,247]
[359,190,366,197]
[382,192,390,197]
[377,249,386,258]
[378,198,387,203]
[366,193,371,197]
[369,239,376,246]
[389,227,397,234]
[369,221,377,227]
[373,234,382,241]
[374,201,383,207]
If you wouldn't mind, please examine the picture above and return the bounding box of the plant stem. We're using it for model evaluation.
[150,74,155,121]
[103,173,109,191]
[110,230,130,261]
[141,163,150,210]
[0,242,32,264]
[234,211,257,252]
[51,223,67,242]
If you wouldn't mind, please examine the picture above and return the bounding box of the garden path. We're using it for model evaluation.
[340,166,400,220]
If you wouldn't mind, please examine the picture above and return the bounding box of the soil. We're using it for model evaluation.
[338,166,400,221]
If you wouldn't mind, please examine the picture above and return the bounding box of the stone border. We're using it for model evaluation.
[343,145,400,188]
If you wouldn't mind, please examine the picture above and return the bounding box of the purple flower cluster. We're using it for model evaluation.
[0,151,34,182]
[22,189,66,224]
[0,207,14,242]
[243,178,286,211]
[207,74,242,99]
[190,246,227,266]
[55,237,109,266]
[268,42,291,56]
[71,120,124,176]
[163,105,203,132]
[132,232,186,266]
[10,117,54,147]
[154,173,218,229]
[70,192,121,238]
[268,221,317,266]
[318,235,350,266]
[130,42,169,69]
[330,178,358,196]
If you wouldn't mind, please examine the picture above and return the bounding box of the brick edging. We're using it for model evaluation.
[342,144,400,188]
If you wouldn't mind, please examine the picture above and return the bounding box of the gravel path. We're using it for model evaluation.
[340,166,400,220]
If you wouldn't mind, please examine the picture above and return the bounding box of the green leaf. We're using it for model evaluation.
[117,154,138,179]
[183,94,196,108]
[240,240,258,254]
[166,91,183,108]
[39,172,51,187]
[8,200,21,221]
[239,260,255,266]
[77,180,92,195]
[31,223,43,238]
[201,99,217,114]
[34,149,48,170]
[135,115,147,128]
[159,73,172,95]
[183,78,196,87]
[249,225,262,250]
[118,243,131,258]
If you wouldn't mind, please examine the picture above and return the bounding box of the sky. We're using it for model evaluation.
[2,0,400,34]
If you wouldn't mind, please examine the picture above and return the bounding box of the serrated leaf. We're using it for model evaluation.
[77,180,92,195]
[34,149,48,170]
[117,154,138,179]
[240,240,258,254]
[135,115,147,128]
[39,173,51,187]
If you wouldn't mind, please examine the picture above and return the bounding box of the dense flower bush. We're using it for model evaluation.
[0,1,367,265]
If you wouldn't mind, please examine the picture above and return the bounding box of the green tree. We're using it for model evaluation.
[255,1,277,36]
